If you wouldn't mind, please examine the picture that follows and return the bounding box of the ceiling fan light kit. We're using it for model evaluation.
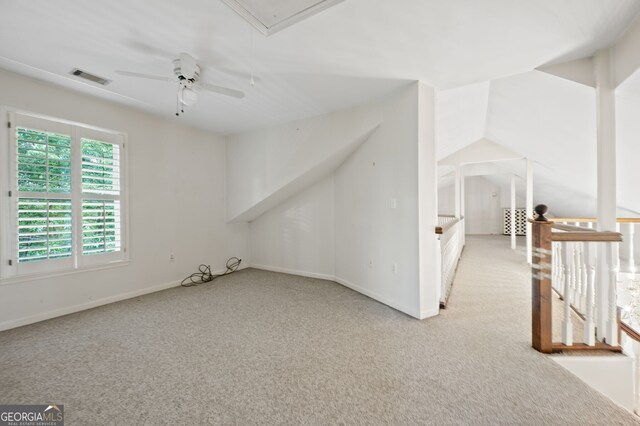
[180,87,198,106]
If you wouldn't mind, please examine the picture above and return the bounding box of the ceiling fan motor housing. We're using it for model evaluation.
[173,58,200,83]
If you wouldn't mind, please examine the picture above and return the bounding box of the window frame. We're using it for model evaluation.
[0,109,129,281]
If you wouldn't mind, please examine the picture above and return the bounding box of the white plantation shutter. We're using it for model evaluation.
[12,115,74,274]
[82,200,121,254]
[81,138,120,196]
[18,198,73,263]
[16,128,72,194]
[5,112,127,278]
[77,129,125,266]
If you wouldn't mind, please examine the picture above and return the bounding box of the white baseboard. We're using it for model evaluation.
[250,264,335,281]
[251,263,427,320]
[0,263,433,331]
[333,276,421,319]
[0,279,181,332]
[419,306,440,319]
[0,265,239,332]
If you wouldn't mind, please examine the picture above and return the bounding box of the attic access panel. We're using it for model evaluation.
[221,0,343,36]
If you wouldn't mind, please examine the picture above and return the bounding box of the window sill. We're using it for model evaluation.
[0,260,130,286]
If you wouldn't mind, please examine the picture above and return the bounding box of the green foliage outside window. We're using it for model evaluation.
[15,128,121,263]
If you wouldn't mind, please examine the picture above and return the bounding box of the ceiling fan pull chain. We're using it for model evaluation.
[176,85,180,116]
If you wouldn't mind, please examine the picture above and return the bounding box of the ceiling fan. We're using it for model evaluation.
[116,52,245,116]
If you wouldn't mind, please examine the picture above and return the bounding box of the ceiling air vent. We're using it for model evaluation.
[221,0,343,36]
[70,68,111,86]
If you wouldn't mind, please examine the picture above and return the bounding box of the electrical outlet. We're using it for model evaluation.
[391,198,397,209]
[392,263,398,274]
[170,252,175,261]
[368,259,373,268]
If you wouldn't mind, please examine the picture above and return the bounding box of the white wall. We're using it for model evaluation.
[0,69,250,330]
[464,176,502,235]
[438,184,455,216]
[250,175,334,279]
[334,83,424,318]
[230,83,439,319]
[498,184,525,212]
[440,175,527,235]
[226,102,382,222]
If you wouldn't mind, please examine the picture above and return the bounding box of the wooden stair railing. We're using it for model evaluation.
[531,204,623,353]
[550,217,639,274]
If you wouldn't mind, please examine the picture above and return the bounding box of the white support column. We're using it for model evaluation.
[526,159,533,264]
[511,175,516,250]
[454,165,461,219]
[594,48,618,341]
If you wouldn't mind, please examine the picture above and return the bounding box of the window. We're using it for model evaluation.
[2,112,127,278]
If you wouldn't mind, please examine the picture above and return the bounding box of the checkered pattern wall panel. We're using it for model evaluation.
[503,208,527,236]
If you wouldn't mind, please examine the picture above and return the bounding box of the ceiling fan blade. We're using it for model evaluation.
[125,36,174,60]
[116,70,174,82]
[200,82,245,99]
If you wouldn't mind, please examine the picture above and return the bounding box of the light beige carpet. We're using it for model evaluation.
[0,236,637,425]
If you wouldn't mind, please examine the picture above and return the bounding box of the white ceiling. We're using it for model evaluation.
[1,0,638,135]
[486,70,597,197]
[436,68,640,217]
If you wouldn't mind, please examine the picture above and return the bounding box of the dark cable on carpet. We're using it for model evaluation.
[180,257,242,287]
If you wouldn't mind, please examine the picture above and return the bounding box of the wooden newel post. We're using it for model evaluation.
[532,204,553,353]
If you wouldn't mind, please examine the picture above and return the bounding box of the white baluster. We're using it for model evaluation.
[569,243,578,305]
[552,244,557,291]
[616,222,622,273]
[580,246,588,313]
[568,242,573,300]
[562,242,573,345]
[630,223,636,273]
[606,243,619,346]
[554,243,562,293]
[583,242,596,346]
[573,243,581,310]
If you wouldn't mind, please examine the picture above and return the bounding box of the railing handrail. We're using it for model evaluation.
[551,217,640,223]
[528,219,623,242]
[435,216,462,235]
[551,231,622,242]
[618,306,640,344]
[622,321,640,343]
[530,204,623,353]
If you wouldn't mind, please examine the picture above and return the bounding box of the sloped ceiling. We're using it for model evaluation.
[439,138,521,166]
[440,70,640,217]
[484,70,598,215]
[616,90,640,215]
[1,0,639,134]
[436,82,489,160]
